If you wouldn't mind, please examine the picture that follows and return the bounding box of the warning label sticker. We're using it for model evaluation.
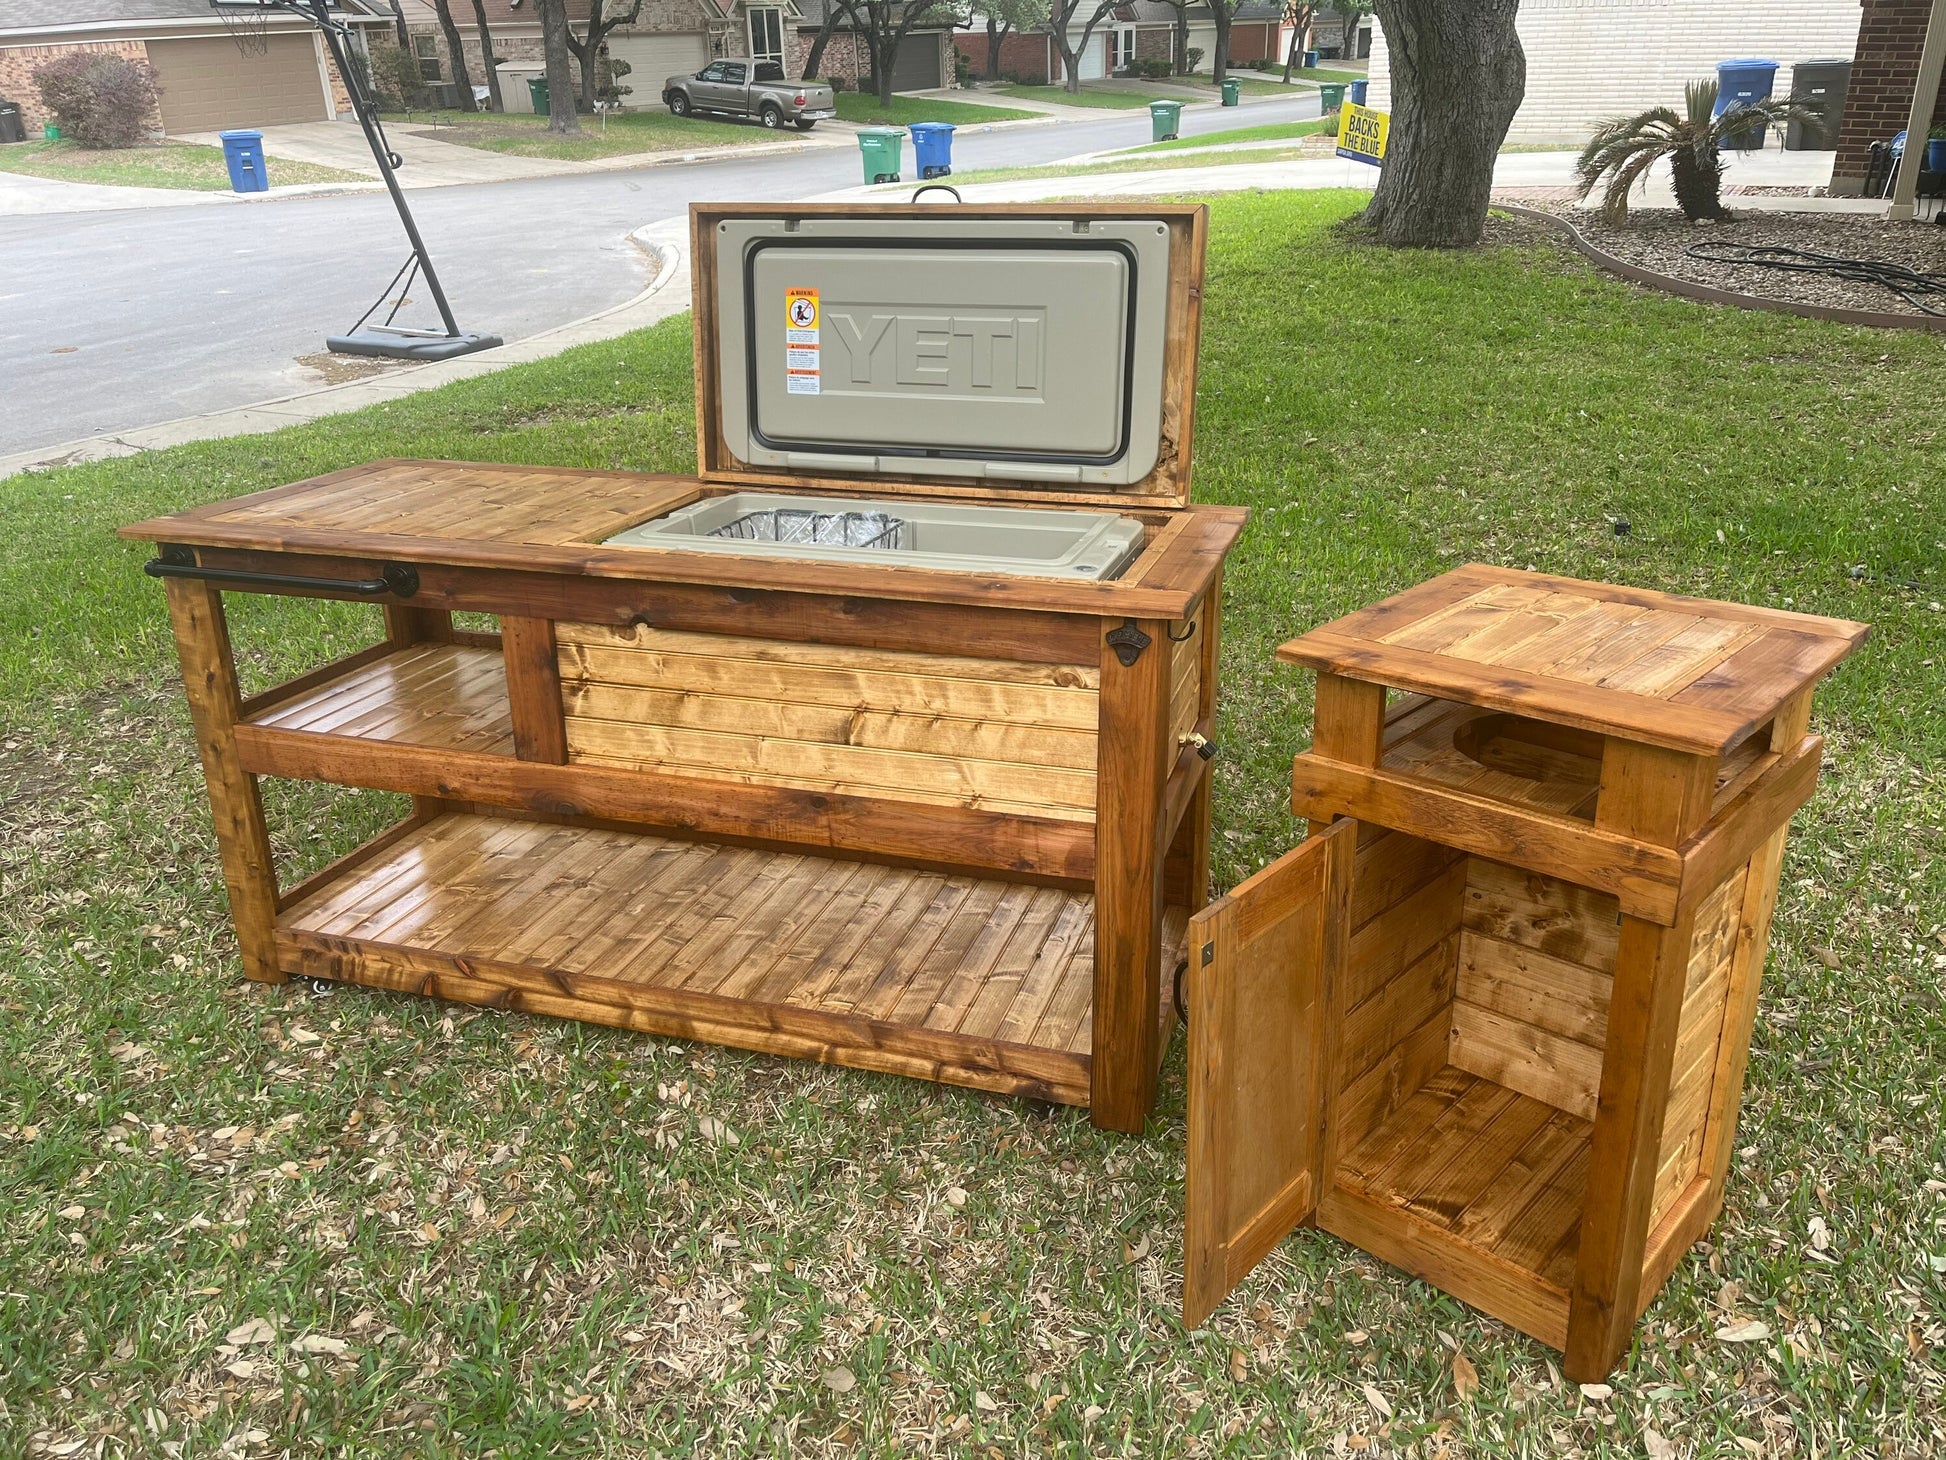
[785,287,820,395]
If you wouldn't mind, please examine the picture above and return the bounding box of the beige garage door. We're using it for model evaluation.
[148,34,329,134]
[605,32,710,105]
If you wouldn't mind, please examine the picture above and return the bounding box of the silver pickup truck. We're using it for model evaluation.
[663,59,837,131]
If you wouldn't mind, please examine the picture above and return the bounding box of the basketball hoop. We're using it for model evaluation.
[214,2,273,57]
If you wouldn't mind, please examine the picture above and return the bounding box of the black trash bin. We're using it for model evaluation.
[1786,58,1851,151]
[0,101,24,145]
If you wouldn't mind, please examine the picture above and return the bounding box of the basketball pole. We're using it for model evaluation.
[245,0,499,359]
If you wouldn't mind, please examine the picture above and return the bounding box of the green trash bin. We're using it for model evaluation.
[1220,77,1241,106]
[1148,99,1183,142]
[858,126,903,184]
[43,122,61,140]
[528,76,550,114]
[1319,82,1346,112]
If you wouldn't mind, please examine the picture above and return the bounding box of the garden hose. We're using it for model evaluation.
[1684,241,1946,316]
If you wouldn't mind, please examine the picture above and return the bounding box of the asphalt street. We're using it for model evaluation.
[0,94,1320,456]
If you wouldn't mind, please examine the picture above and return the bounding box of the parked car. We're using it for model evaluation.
[664,59,837,131]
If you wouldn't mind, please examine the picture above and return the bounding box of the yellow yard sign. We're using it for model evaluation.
[1335,102,1389,166]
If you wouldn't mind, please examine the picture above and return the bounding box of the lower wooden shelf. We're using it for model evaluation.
[1321,1065,1592,1350]
[278,814,1186,1106]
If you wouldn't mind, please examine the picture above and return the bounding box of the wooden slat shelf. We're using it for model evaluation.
[247,643,514,755]
[1323,1065,1592,1348]
[278,814,1190,1104]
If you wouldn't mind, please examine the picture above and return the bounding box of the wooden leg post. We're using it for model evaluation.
[502,617,569,765]
[1568,739,1719,1379]
[1092,617,1172,1133]
[165,578,284,984]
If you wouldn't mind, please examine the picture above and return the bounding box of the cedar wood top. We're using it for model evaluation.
[120,459,1246,620]
[1277,564,1869,756]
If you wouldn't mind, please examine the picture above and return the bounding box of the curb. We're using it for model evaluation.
[0,219,691,482]
[1496,201,1946,333]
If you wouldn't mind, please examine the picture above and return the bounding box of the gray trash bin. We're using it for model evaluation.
[1785,58,1851,151]
[0,101,24,144]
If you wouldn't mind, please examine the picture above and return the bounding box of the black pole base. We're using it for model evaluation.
[327,330,503,361]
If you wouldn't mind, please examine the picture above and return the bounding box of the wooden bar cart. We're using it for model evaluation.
[1178,565,1866,1379]
[123,202,1242,1136]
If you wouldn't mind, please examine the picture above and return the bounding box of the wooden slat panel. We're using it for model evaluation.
[1448,1003,1605,1120]
[1455,931,1613,1047]
[1461,858,1621,971]
[280,816,1101,1088]
[565,682,1098,770]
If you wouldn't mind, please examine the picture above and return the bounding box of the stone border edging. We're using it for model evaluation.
[1494,201,1946,333]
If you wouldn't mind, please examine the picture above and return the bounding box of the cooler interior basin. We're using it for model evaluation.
[604,492,1147,580]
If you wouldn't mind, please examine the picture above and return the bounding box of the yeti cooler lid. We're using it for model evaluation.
[692,203,1207,510]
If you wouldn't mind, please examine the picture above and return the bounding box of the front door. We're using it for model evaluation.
[1183,818,1353,1326]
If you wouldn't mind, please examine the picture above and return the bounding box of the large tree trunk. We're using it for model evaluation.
[1360,0,1523,246]
[1281,4,1307,82]
[469,0,503,111]
[1172,2,1189,73]
[986,17,1012,79]
[537,0,581,133]
[431,0,478,110]
[1209,4,1231,83]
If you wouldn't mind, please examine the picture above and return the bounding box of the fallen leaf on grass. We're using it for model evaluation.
[697,1116,739,1146]
[945,1186,968,1208]
[1361,1382,1392,1418]
[1579,1382,1613,1402]
[222,1360,257,1379]
[821,1367,856,1394]
[1122,1230,1150,1263]
[225,1318,275,1346]
[1451,1352,1479,1401]
[1715,1319,1771,1343]
[1643,1426,1677,1458]
[56,1205,85,1221]
[291,1335,349,1356]
[974,1391,998,1412]
[1229,1348,1249,1382]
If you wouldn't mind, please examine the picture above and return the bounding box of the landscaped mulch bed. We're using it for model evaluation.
[1525,203,1946,316]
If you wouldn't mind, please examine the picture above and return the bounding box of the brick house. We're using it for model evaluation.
[795,0,955,91]
[953,0,1282,87]
[0,0,389,136]
[1365,0,1859,146]
[1828,0,1946,194]
[394,0,806,107]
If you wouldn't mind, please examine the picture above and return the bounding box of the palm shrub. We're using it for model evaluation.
[1575,79,1809,222]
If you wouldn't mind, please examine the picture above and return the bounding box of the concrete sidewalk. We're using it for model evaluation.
[0,167,376,216]
[175,117,845,189]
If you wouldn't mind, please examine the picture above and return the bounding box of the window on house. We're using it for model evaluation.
[413,32,443,82]
[748,7,785,68]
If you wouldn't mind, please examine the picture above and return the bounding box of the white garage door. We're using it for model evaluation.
[148,33,329,133]
[606,32,710,106]
[1076,34,1107,81]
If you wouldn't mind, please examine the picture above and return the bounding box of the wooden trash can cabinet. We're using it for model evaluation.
[124,201,1242,1139]
[1180,565,1865,1382]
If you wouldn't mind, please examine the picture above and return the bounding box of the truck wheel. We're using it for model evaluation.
[794,118,816,131]
[668,92,691,117]
[759,103,784,130]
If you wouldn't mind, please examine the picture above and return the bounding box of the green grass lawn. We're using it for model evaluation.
[1126,117,1331,154]
[386,107,780,160]
[997,83,1160,109]
[939,143,1312,185]
[832,92,1036,125]
[4,191,1943,1456]
[0,138,364,191]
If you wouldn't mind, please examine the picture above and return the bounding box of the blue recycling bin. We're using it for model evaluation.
[1303,48,1319,68]
[1350,78,1368,105]
[908,121,955,178]
[1714,58,1778,150]
[218,129,269,193]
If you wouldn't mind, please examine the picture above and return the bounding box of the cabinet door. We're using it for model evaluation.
[1183,817,1353,1327]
